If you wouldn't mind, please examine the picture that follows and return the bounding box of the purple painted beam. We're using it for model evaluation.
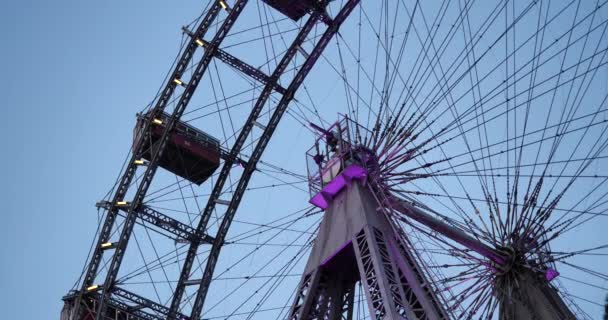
[309,164,367,209]
[545,268,560,281]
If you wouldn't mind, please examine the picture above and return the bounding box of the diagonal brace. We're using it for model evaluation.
[182,27,287,95]
[97,201,215,244]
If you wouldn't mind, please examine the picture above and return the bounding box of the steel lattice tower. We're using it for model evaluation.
[287,179,449,320]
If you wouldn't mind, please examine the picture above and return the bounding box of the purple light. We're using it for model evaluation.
[309,164,367,209]
[310,193,329,209]
[323,175,346,197]
[545,268,560,281]
[342,164,367,181]
[321,240,352,266]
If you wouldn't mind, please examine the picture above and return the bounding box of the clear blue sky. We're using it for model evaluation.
[0,1,207,317]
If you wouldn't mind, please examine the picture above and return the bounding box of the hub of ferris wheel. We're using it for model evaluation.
[293,114,576,320]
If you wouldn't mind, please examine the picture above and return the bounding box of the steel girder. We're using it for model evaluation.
[94,0,244,315]
[180,32,288,95]
[63,290,163,320]
[96,201,215,244]
[65,287,189,320]
[182,1,361,318]
[391,198,503,264]
[112,287,191,319]
[168,7,322,318]
[287,182,449,320]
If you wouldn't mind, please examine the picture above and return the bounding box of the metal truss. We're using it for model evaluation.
[180,29,287,95]
[289,272,319,319]
[289,271,356,320]
[96,201,215,244]
[69,1,232,318]
[354,228,388,318]
[67,0,360,319]
[112,288,190,319]
[63,290,162,320]
[287,182,449,320]
[184,1,361,318]
[64,286,194,320]
[391,229,449,319]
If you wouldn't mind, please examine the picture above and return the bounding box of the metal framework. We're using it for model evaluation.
[63,291,160,320]
[61,1,600,319]
[288,180,449,320]
[96,201,215,244]
[64,1,359,319]
[298,112,579,319]
[184,1,360,318]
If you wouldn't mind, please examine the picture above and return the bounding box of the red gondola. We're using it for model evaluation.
[261,0,315,21]
[134,111,220,185]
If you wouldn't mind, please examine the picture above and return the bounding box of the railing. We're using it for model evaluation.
[305,115,374,197]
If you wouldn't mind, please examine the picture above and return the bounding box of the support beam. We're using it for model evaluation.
[62,291,162,320]
[63,287,193,320]
[186,2,361,318]
[181,29,287,95]
[93,1,244,317]
[288,181,449,320]
[168,6,323,318]
[113,288,190,319]
[97,201,215,244]
[391,198,504,264]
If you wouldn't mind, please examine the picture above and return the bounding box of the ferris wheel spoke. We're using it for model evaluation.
[429,102,608,178]
[212,226,316,319]
[421,14,608,143]
[189,216,316,316]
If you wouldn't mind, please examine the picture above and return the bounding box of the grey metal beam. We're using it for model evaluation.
[74,3,224,318]
[187,2,360,319]
[112,287,190,319]
[96,201,215,244]
[94,1,243,317]
[168,4,322,318]
[391,197,505,264]
[62,291,162,320]
[181,29,287,95]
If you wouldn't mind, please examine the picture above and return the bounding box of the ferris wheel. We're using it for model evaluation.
[61,0,608,319]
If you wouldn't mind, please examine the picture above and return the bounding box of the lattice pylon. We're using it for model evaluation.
[288,181,449,320]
